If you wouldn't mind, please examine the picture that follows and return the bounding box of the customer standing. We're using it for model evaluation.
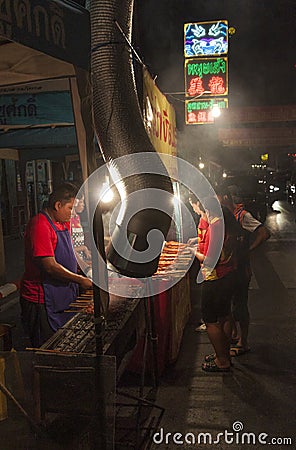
[188,194,209,253]
[20,183,92,347]
[188,194,209,331]
[194,197,240,372]
[219,185,270,356]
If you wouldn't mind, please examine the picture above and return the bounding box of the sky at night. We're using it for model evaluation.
[136,0,296,108]
[135,0,296,169]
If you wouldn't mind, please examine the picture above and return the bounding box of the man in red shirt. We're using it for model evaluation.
[20,183,92,347]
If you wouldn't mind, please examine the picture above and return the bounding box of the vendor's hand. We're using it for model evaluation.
[79,275,93,290]
[84,303,94,314]
[187,245,197,255]
[187,237,198,245]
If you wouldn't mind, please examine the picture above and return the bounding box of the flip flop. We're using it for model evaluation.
[195,323,207,332]
[204,353,233,366]
[202,360,231,372]
[230,345,251,357]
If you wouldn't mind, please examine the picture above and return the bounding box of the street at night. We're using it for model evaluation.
[1,203,295,448]
[150,201,296,448]
[0,0,295,449]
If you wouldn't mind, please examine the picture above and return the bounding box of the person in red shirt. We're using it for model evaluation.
[194,197,240,372]
[188,195,209,331]
[188,195,209,254]
[20,183,92,347]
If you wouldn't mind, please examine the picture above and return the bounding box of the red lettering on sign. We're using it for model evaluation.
[208,76,226,94]
[188,77,205,96]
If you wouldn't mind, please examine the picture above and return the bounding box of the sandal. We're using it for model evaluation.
[230,345,251,357]
[204,353,216,362]
[195,323,207,332]
[202,360,231,372]
[204,353,234,366]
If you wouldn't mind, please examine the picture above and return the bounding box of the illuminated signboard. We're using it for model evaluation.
[185,57,228,97]
[185,98,228,125]
[184,20,228,58]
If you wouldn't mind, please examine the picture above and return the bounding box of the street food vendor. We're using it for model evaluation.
[20,183,92,347]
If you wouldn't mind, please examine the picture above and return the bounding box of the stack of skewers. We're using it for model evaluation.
[65,289,94,313]
[65,240,195,314]
[154,240,194,277]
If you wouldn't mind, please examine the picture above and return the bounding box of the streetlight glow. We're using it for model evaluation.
[212,103,221,118]
[100,184,114,203]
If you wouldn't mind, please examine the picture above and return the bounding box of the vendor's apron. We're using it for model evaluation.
[41,212,78,332]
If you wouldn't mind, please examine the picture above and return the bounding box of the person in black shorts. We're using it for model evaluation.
[218,185,270,356]
[194,197,240,372]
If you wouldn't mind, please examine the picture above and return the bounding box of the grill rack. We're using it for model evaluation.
[40,297,141,355]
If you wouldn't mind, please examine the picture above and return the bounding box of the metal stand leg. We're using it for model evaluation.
[147,278,158,388]
[116,279,161,448]
[139,298,150,398]
[92,203,108,449]
[148,295,159,388]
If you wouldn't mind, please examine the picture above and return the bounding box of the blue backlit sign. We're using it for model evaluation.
[184,20,228,57]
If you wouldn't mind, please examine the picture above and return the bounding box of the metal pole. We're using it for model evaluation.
[147,278,159,388]
[92,203,108,449]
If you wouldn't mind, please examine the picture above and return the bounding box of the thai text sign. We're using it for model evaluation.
[0,0,90,69]
[143,68,177,177]
[185,57,228,98]
[143,69,177,156]
[184,20,228,58]
[186,98,228,125]
[0,91,74,127]
[0,79,69,95]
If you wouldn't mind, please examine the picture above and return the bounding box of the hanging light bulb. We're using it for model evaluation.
[99,176,114,204]
[212,103,221,118]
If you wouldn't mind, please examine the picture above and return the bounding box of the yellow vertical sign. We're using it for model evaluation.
[143,68,177,178]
